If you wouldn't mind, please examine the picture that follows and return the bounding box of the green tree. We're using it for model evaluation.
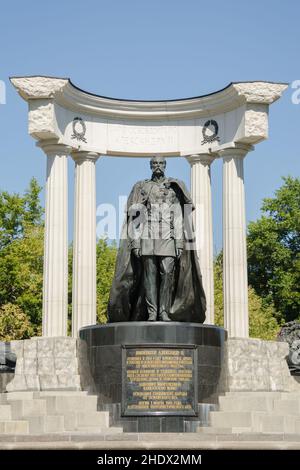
[23,178,44,226]
[96,238,117,324]
[214,255,281,340]
[67,238,117,329]
[214,256,224,328]
[0,177,43,249]
[0,303,34,341]
[67,243,73,335]
[0,224,44,333]
[247,176,300,322]
[247,288,281,340]
[0,191,24,249]
[0,179,44,336]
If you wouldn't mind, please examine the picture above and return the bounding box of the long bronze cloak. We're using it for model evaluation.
[107,178,206,323]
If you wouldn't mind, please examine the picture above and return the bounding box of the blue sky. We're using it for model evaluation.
[0,0,299,252]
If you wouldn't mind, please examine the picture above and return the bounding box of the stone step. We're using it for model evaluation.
[219,395,274,412]
[0,391,36,402]
[251,412,297,434]
[0,404,11,420]
[197,426,252,434]
[45,395,98,414]
[224,391,283,398]
[197,429,300,441]
[38,391,89,397]
[75,426,123,434]
[76,411,109,427]
[27,415,65,434]
[280,392,300,401]
[63,411,109,430]
[273,399,300,414]
[0,420,29,434]
[9,399,47,418]
[210,411,252,428]
[199,420,300,435]
[210,409,299,434]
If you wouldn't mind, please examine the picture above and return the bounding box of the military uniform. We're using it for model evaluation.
[129,177,184,321]
[108,173,207,324]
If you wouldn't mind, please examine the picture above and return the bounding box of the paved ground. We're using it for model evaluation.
[0,433,300,449]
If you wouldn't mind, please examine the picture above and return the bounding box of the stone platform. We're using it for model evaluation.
[1,432,300,450]
[79,322,226,432]
[2,333,300,439]
[1,389,300,449]
[0,391,122,435]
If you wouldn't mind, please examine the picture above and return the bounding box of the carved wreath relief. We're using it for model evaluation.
[201,119,220,145]
[71,117,87,143]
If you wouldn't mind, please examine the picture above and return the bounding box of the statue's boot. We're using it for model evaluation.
[159,311,172,322]
[148,312,157,321]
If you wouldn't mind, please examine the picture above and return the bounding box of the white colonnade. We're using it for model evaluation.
[37,141,255,339]
[10,76,287,338]
[186,144,253,337]
[37,144,100,337]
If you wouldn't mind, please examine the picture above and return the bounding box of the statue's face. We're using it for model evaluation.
[150,156,166,176]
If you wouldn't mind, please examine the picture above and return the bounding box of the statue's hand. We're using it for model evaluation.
[132,248,141,258]
[176,248,183,259]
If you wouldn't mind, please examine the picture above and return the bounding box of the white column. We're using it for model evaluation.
[186,153,215,324]
[72,151,99,337]
[220,144,253,338]
[37,140,70,337]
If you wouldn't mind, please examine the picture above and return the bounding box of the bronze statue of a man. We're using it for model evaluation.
[129,156,184,322]
[108,156,206,323]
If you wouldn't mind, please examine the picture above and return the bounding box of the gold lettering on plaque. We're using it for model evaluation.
[124,347,195,414]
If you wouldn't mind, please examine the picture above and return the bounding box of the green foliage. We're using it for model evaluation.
[0,191,25,249]
[0,177,43,250]
[247,176,300,322]
[213,255,224,328]
[214,255,281,340]
[248,288,281,340]
[96,238,117,324]
[0,179,119,337]
[23,178,44,226]
[67,238,117,327]
[67,243,73,335]
[0,303,34,341]
[3,174,296,340]
[0,179,44,336]
[0,224,44,329]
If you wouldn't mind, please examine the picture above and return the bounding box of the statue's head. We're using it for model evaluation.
[150,155,166,177]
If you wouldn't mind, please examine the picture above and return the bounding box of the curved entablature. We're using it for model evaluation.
[10,76,288,156]
[10,76,287,119]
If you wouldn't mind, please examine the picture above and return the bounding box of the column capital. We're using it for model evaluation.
[71,150,100,164]
[36,139,72,156]
[217,143,254,160]
[185,152,217,166]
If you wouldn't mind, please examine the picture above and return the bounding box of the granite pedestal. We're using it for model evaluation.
[79,322,227,432]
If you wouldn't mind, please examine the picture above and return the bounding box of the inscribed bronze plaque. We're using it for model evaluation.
[122,344,197,416]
